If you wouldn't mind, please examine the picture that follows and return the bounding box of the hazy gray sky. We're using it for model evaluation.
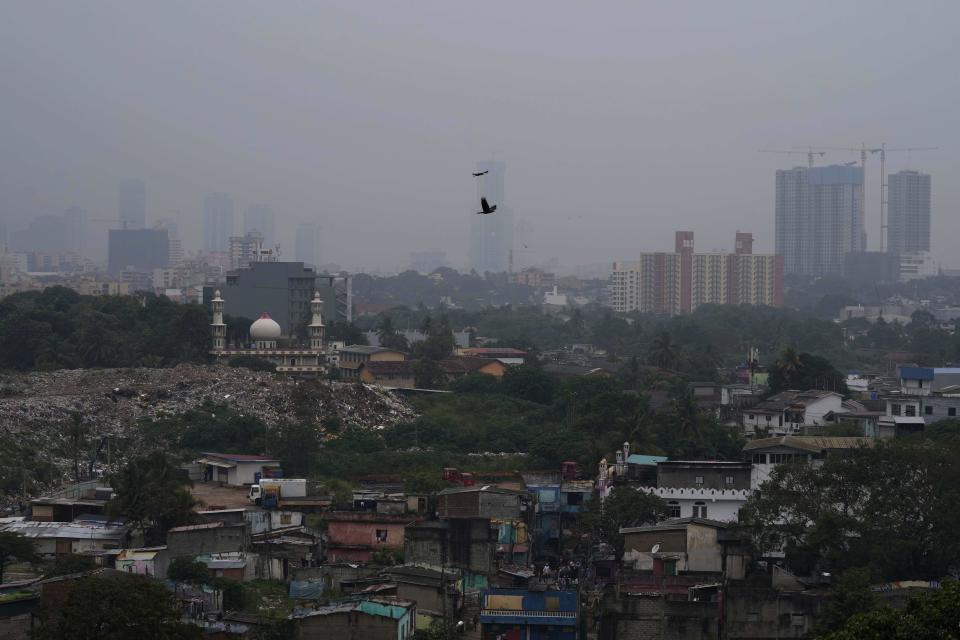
[1,1,957,271]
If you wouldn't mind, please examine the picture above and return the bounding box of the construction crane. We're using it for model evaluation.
[758,148,826,168]
[797,144,937,251]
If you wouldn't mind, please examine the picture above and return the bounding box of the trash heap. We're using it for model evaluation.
[0,364,418,491]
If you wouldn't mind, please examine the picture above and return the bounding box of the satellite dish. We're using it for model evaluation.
[651,543,661,553]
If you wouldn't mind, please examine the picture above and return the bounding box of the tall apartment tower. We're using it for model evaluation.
[244,204,276,248]
[776,165,865,277]
[469,160,514,273]
[203,194,234,252]
[119,179,146,229]
[887,170,931,255]
[295,222,319,267]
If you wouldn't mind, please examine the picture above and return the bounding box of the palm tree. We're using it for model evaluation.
[648,331,678,370]
[776,347,802,380]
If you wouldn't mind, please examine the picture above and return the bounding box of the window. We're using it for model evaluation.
[694,476,704,487]
[667,501,681,518]
[376,529,388,542]
[951,408,958,417]
[905,405,916,417]
[752,453,767,464]
[748,414,755,420]
[925,406,934,415]
[891,403,902,416]
[725,476,735,487]
[664,559,678,576]
[566,492,584,506]
[693,501,708,518]
[281,513,292,525]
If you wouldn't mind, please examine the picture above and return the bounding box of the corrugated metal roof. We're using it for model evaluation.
[168,522,224,533]
[199,452,280,463]
[743,436,876,453]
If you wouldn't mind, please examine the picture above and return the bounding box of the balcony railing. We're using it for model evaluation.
[480,610,576,619]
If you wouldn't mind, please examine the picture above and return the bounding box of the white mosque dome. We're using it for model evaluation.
[250,313,282,341]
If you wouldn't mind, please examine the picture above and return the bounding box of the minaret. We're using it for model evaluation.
[308,291,325,351]
[211,290,226,350]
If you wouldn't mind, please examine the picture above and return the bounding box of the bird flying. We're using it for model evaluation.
[472,170,489,177]
[477,197,497,214]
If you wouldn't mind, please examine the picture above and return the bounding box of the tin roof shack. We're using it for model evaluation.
[166,522,250,559]
[197,453,281,486]
[115,546,170,579]
[29,489,112,523]
[479,588,579,640]
[383,565,459,618]
[0,517,128,558]
[325,512,420,563]
[293,598,416,640]
[404,519,497,577]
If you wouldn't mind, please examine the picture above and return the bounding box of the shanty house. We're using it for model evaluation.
[293,598,416,640]
[197,452,281,486]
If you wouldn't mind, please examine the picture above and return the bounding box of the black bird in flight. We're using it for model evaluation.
[472,170,489,177]
[477,197,497,214]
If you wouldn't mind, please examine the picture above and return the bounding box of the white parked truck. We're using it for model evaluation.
[248,478,307,506]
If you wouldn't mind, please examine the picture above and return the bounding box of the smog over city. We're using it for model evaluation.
[4,3,960,639]
[1,1,957,272]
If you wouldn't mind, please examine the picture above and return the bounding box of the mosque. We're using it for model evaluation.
[209,289,329,376]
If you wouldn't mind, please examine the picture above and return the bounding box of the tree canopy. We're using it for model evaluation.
[107,452,197,545]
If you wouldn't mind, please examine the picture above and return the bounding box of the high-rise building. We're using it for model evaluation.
[108,228,169,273]
[610,232,783,314]
[119,179,146,229]
[295,222,319,267]
[887,170,931,255]
[0,222,7,249]
[214,261,349,334]
[63,206,86,256]
[153,218,183,265]
[203,194,234,252]
[409,250,448,274]
[230,231,275,270]
[243,204,276,248]
[10,215,65,253]
[469,160,514,273]
[775,165,865,277]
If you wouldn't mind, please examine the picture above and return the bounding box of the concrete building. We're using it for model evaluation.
[324,512,422,563]
[404,519,498,578]
[166,522,250,559]
[229,231,273,270]
[621,518,736,574]
[744,436,875,489]
[203,193,235,252]
[843,251,900,284]
[196,452,281,486]
[776,165,865,277]
[742,390,844,437]
[153,218,183,265]
[898,250,938,281]
[357,357,506,389]
[218,261,348,334]
[635,461,753,522]
[469,160,514,274]
[118,178,146,229]
[107,228,169,274]
[610,231,782,314]
[295,222,319,267]
[243,204,276,249]
[887,170,931,255]
[338,345,407,381]
[479,588,579,640]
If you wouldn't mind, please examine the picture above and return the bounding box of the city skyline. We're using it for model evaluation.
[1,3,956,273]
